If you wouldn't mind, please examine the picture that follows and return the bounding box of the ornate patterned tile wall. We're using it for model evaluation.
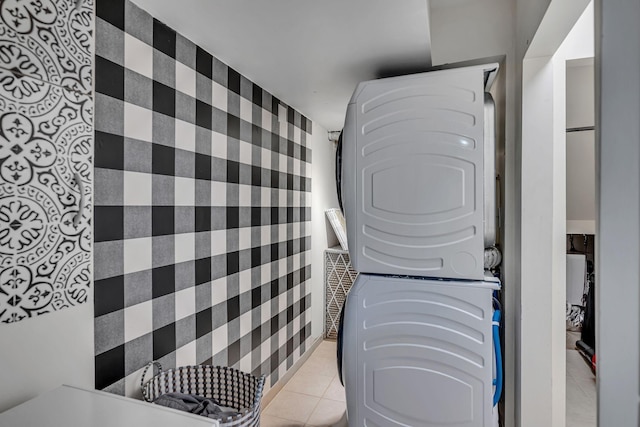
[94,0,313,394]
[0,0,94,323]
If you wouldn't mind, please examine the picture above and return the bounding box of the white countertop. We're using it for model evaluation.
[0,385,218,427]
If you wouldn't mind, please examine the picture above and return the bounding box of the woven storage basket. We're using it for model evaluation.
[141,362,265,427]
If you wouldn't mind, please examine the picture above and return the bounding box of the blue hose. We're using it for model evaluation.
[493,309,503,407]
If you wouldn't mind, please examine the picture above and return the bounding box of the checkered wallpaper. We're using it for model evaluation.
[93,0,313,395]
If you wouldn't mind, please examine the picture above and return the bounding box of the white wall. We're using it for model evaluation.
[430,0,515,65]
[521,55,566,427]
[566,62,594,128]
[566,64,596,234]
[519,2,592,426]
[0,0,98,408]
[0,304,94,412]
[310,125,339,341]
[597,1,640,424]
[566,129,596,234]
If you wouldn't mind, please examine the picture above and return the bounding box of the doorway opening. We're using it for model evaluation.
[520,1,594,426]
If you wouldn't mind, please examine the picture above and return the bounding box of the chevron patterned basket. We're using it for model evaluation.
[141,362,265,427]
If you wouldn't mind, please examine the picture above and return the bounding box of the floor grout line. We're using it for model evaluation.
[303,394,323,426]
[263,341,343,426]
[566,342,596,426]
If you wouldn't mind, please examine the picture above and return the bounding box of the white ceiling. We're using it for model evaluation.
[132,0,432,132]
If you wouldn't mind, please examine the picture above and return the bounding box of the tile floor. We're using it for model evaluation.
[566,331,596,427]
[264,335,596,426]
[262,340,347,427]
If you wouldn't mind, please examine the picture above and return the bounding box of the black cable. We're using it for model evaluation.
[335,132,344,213]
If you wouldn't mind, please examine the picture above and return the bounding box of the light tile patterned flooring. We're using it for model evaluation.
[264,336,596,426]
[566,331,596,427]
[262,340,347,427]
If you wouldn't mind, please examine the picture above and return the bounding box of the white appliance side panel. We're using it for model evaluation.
[342,274,497,427]
[566,254,587,306]
[483,93,497,247]
[343,103,358,265]
[344,66,492,279]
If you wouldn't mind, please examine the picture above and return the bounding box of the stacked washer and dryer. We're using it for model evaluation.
[338,62,503,427]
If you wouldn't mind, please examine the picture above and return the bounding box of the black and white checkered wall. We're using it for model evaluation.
[94,0,313,395]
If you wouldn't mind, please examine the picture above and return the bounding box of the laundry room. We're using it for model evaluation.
[0,0,636,426]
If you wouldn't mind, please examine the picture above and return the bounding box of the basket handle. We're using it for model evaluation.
[140,361,163,402]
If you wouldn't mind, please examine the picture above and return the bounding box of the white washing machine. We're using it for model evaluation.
[340,274,499,427]
[338,62,503,427]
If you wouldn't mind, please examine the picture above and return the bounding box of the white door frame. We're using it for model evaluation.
[520,2,591,426]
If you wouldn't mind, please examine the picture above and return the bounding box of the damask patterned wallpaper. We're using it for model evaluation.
[94,0,313,395]
[0,0,94,323]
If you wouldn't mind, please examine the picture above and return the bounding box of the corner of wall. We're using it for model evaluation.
[309,125,339,341]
